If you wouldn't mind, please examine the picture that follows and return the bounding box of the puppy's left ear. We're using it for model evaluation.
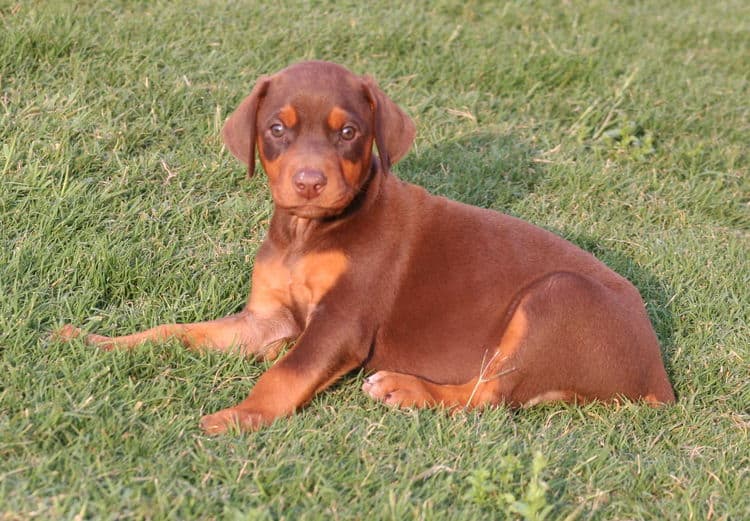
[362,76,416,173]
[222,76,271,178]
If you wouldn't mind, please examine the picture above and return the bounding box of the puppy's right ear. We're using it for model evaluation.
[222,76,271,178]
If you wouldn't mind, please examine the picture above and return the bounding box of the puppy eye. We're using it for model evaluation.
[340,125,356,141]
[270,123,285,137]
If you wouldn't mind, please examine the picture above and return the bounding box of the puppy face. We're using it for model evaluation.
[256,66,375,219]
[222,61,416,219]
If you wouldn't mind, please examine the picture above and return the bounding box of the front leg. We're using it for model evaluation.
[55,308,299,360]
[200,311,369,434]
[54,253,301,359]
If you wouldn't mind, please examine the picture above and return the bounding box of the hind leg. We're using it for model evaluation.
[363,292,530,410]
[363,272,674,410]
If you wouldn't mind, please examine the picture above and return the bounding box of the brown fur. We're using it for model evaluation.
[56,61,675,434]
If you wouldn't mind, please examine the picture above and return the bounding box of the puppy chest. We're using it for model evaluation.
[250,251,349,322]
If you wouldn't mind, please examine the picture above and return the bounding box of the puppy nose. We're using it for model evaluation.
[292,169,327,199]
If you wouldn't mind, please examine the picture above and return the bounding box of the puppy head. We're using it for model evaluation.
[222,61,415,219]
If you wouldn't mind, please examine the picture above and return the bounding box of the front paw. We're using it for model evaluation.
[51,324,114,350]
[199,408,264,435]
[52,324,85,342]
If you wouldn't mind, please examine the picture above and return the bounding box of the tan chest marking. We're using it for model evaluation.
[249,250,349,322]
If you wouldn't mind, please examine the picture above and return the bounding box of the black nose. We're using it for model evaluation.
[292,169,327,199]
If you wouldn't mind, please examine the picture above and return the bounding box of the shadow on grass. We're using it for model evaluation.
[397,130,541,209]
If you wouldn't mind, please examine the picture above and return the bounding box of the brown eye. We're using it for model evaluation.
[270,123,284,137]
[340,125,356,141]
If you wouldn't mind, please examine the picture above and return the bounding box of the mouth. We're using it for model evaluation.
[274,190,356,219]
[281,204,347,219]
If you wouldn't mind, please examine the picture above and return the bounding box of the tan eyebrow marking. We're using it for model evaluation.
[278,104,298,127]
[326,106,349,130]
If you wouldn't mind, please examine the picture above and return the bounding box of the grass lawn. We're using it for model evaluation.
[1,1,748,519]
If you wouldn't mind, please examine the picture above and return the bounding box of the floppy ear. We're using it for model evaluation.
[362,76,416,173]
[222,76,271,178]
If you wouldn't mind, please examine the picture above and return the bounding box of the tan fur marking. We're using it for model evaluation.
[340,158,361,185]
[497,306,529,359]
[258,144,282,179]
[247,257,293,315]
[293,250,349,316]
[326,106,349,130]
[249,251,349,322]
[278,104,298,127]
[460,307,529,407]
[522,391,578,408]
[644,393,666,407]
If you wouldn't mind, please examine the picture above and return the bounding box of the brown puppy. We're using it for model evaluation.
[57,61,675,434]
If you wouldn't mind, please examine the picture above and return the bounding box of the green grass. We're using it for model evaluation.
[1,0,748,519]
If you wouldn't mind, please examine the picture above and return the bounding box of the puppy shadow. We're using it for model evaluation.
[398,130,540,209]
[396,130,678,383]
